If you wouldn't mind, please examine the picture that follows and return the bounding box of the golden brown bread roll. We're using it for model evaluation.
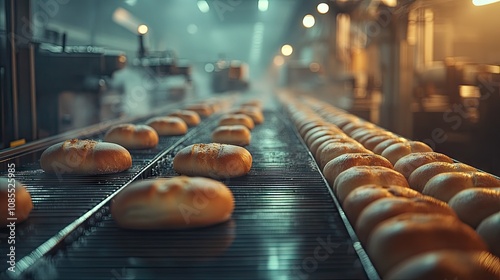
[0,178,33,227]
[241,99,262,108]
[218,114,255,130]
[357,131,395,147]
[372,137,408,155]
[104,124,159,149]
[145,117,188,136]
[333,166,409,202]
[385,250,500,280]
[169,110,201,127]
[111,176,234,229]
[312,138,356,160]
[318,143,372,170]
[303,125,344,143]
[297,120,326,136]
[173,143,252,179]
[40,139,132,175]
[381,141,433,165]
[448,188,500,228]
[367,213,488,276]
[477,211,500,257]
[356,196,456,244]
[342,122,375,136]
[186,104,214,117]
[211,125,251,146]
[422,172,500,202]
[342,185,421,225]
[309,135,349,156]
[408,162,477,192]
[323,153,393,186]
[393,152,453,179]
[363,135,398,151]
[230,108,264,125]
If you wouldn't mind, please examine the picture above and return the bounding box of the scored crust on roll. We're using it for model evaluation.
[212,125,251,146]
[111,176,234,230]
[40,139,132,175]
[218,114,255,130]
[104,124,159,149]
[367,213,488,276]
[169,110,201,127]
[145,116,188,136]
[385,250,500,280]
[333,166,410,203]
[0,178,33,227]
[173,143,252,179]
[393,152,453,179]
[408,162,477,192]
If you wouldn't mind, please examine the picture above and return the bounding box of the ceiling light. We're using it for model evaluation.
[137,24,148,35]
[197,0,210,13]
[317,3,329,14]
[381,0,397,7]
[303,14,315,28]
[258,0,269,12]
[281,45,293,57]
[472,0,500,5]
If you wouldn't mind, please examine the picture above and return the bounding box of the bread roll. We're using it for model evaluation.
[408,162,477,192]
[111,176,234,229]
[309,135,348,156]
[333,166,409,202]
[297,120,326,136]
[477,212,500,257]
[342,185,421,225]
[173,143,252,179]
[385,250,500,280]
[367,213,487,276]
[381,141,433,165]
[40,139,132,175]
[0,178,33,227]
[342,122,375,135]
[422,172,500,202]
[356,196,456,244]
[230,108,264,124]
[212,125,251,146]
[373,137,407,154]
[318,143,372,170]
[104,124,159,149]
[323,153,393,186]
[303,125,344,145]
[241,100,262,108]
[363,135,398,151]
[448,188,500,228]
[186,104,213,117]
[218,114,255,130]
[393,152,453,179]
[357,131,394,147]
[146,117,188,136]
[169,110,201,127]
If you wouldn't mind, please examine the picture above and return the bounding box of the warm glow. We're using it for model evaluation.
[381,0,397,7]
[472,0,500,5]
[317,3,329,14]
[258,0,269,12]
[309,63,321,72]
[197,0,210,13]
[273,55,284,66]
[281,44,293,56]
[138,24,148,35]
[303,14,315,28]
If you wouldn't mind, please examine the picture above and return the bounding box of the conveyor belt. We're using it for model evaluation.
[1,108,378,280]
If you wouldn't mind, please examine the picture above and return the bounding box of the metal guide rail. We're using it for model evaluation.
[1,107,378,279]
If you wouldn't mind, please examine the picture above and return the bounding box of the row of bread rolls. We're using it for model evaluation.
[278,92,500,279]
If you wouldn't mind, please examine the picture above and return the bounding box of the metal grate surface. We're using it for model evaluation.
[17,111,374,280]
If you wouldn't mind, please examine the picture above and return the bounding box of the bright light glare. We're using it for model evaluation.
[258,0,269,11]
[281,44,293,56]
[303,14,315,28]
[273,55,284,66]
[138,24,148,35]
[197,0,210,13]
[317,3,329,14]
[381,0,397,7]
[472,0,500,5]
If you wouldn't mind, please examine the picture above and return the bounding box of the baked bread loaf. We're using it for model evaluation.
[367,213,487,276]
[363,135,398,151]
[313,138,357,160]
[212,125,251,146]
[303,125,344,145]
[477,211,500,256]
[318,143,372,170]
[342,185,422,225]
[385,250,500,280]
[40,139,132,175]
[448,188,500,228]
[111,176,234,229]
[169,110,201,127]
[422,172,500,202]
[373,137,408,154]
[219,114,255,130]
[309,136,350,156]
[393,152,453,179]
[356,196,456,244]
[1,178,33,227]
[173,143,252,179]
[146,117,188,136]
[323,153,393,185]
[104,124,159,149]
[408,162,477,192]
[230,108,264,125]
[186,104,213,117]
[333,166,409,202]
[381,141,433,165]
